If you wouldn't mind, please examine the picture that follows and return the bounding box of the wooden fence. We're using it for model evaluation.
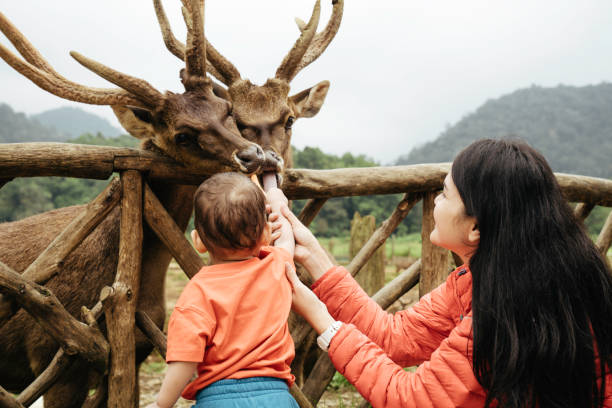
[0,142,611,408]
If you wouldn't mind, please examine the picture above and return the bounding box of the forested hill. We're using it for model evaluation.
[31,106,122,139]
[0,104,122,143]
[395,83,612,179]
[0,103,68,143]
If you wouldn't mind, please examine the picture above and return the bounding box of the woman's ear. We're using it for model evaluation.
[191,229,208,254]
[468,221,480,245]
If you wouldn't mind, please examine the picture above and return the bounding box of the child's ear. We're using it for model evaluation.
[191,229,208,254]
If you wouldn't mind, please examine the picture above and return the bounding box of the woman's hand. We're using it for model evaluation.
[285,262,335,334]
[280,205,334,281]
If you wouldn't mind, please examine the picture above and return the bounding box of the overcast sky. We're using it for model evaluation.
[2,1,612,164]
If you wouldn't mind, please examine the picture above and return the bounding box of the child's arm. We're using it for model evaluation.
[265,187,295,257]
[145,361,197,408]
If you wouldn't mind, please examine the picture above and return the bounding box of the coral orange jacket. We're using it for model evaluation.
[312,265,612,408]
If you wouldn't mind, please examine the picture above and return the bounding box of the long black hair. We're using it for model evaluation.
[452,139,612,407]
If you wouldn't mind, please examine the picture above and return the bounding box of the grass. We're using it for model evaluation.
[318,232,422,263]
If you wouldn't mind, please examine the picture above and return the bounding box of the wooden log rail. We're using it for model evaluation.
[0,142,611,408]
[1,143,612,206]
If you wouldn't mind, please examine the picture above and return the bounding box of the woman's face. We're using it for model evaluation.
[430,172,479,263]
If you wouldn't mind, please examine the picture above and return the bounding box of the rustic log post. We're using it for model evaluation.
[350,213,385,296]
[104,170,143,408]
[136,310,167,358]
[419,192,450,297]
[289,384,314,408]
[0,261,109,371]
[143,182,205,279]
[372,259,421,310]
[0,177,121,328]
[0,386,24,408]
[291,330,317,387]
[596,209,612,256]
[81,374,107,408]
[302,352,335,406]
[574,202,595,221]
[15,295,110,406]
[15,349,71,406]
[298,198,328,227]
[347,193,421,277]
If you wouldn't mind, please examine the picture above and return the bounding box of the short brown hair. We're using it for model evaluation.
[193,172,267,252]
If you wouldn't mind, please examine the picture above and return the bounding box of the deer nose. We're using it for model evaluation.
[235,144,264,173]
[263,150,284,172]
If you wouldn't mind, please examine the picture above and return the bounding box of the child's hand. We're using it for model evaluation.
[285,262,335,334]
[144,402,162,408]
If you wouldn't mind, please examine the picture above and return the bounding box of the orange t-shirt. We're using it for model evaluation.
[166,246,295,400]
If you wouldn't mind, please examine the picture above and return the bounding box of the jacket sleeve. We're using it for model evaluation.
[312,266,460,366]
[328,318,485,408]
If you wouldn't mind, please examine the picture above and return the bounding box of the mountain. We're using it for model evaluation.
[0,103,68,143]
[31,106,122,139]
[396,83,612,179]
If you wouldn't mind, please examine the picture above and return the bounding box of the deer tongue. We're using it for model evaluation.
[262,172,278,191]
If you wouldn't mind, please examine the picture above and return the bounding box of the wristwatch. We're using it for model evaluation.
[317,320,343,352]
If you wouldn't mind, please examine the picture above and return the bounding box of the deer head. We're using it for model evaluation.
[154,0,344,185]
[0,0,265,175]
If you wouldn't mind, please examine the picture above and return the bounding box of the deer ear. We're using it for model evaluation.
[289,80,330,118]
[111,105,156,140]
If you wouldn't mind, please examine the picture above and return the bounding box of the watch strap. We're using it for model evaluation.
[316,320,343,352]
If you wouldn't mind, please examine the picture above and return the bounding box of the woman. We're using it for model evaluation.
[281,139,612,407]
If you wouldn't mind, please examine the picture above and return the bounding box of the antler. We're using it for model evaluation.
[182,0,207,78]
[152,0,238,86]
[69,52,165,108]
[153,0,342,86]
[0,11,148,107]
[274,0,321,82]
[293,0,344,74]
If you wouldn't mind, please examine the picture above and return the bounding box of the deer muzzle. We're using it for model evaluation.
[233,144,265,174]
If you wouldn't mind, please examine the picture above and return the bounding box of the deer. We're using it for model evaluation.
[153,0,344,187]
[0,1,266,406]
[0,0,344,406]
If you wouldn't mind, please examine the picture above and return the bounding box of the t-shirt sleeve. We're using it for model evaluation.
[166,297,216,363]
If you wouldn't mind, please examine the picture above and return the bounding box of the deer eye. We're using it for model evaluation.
[285,116,295,130]
[174,133,192,146]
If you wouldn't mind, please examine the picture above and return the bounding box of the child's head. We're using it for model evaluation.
[193,172,268,257]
